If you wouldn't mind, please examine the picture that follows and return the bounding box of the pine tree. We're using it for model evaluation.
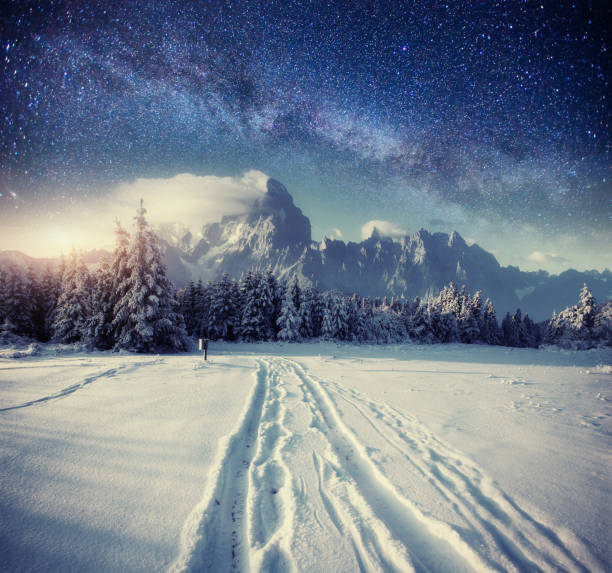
[112,201,188,352]
[209,272,240,340]
[299,286,316,339]
[277,281,301,341]
[482,298,500,345]
[52,251,91,343]
[26,265,46,341]
[594,301,612,347]
[442,282,460,317]
[574,283,598,345]
[179,281,197,336]
[544,310,564,345]
[0,316,20,344]
[321,293,337,340]
[39,264,61,342]
[336,297,350,341]
[501,312,514,347]
[263,268,280,340]
[83,257,115,349]
[289,275,303,332]
[410,298,432,342]
[360,297,375,342]
[459,291,479,343]
[109,220,132,342]
[241,270,268,341]
[520,314,537,348]
[3,263,33,338]
[310,289,324,338]
[193,280,211,339]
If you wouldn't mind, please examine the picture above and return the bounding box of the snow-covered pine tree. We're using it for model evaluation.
[109,220,132,342]
[573,284,597,345]
[594,301,612,347]
[6,263,34,337]
[335,296,351,341]
[428,297,443,342]
[52,251,91,344]
[241,270,268,341]
[360,297,375,342]
[440,309,459,343]
[26,265,47,341]
[501,309,523,347]
[321,293,337,340]
[112,201,188,352]
[410,297,433,342]
[482,298,500,345]
[544,310,561,345]
[343,294,360,341]
[289,275,303,331]
[39,264,61,342]
[208,272,240,340]
[191,279,207,338]
[299,286,316,339]
[83,257,115,349]
[458,285,470,315]
[277,280,301,341]
[442,282,460,317]
[519,314,537,348]
[501,312,514,346]
[192,280,211,339]
[459,291,480,343]
[178,281,197,336]
[511,309,523,347]
[263,268,280,340]
[471,291,484,340]
[309,289,324,338]
[0,316,20,344]
[350,295,368,342]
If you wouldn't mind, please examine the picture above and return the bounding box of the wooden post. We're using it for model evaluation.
[199,338,209,361]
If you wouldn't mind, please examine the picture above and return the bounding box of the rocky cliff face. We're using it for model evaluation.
[157,178,610,321]
[163,178,311,281]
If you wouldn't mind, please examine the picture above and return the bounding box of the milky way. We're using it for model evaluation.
[0,1,610,267]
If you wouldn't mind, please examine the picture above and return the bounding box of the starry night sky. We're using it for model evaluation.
[1,1,610,271]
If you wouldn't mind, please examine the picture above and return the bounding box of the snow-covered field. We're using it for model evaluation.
[1,343,610,572]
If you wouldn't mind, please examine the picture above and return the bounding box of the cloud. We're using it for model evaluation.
[1,171,270,257]
[526,251,571,266]
[361,220,408,240]
[330,227,343,239]
[105,170,269,229]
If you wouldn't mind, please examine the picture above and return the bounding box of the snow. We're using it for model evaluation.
[1,342,610,572]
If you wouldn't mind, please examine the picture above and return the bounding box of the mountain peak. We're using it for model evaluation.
[245,178,311,247]
[264,178,295,207]
[448,230,466,247]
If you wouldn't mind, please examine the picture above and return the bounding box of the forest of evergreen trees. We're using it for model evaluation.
[0,205,610,352]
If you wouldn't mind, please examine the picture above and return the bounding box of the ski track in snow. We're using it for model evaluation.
[171,356,602,573]
[304,363,602,573]
[0,358,162,412]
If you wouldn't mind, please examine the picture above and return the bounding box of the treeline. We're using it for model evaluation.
[0,203,189,352]
[179,276,503,345]
[178,275,610,349]
[1,208,610,352]
[543,285,611,349]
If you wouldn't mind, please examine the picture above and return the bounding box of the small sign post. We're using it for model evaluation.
[199,338,208,361]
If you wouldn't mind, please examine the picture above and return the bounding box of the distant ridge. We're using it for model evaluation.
[2,178,610,321]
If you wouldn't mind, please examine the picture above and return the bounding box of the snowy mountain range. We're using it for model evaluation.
[157,178,611,322]
[1,178,610,322]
